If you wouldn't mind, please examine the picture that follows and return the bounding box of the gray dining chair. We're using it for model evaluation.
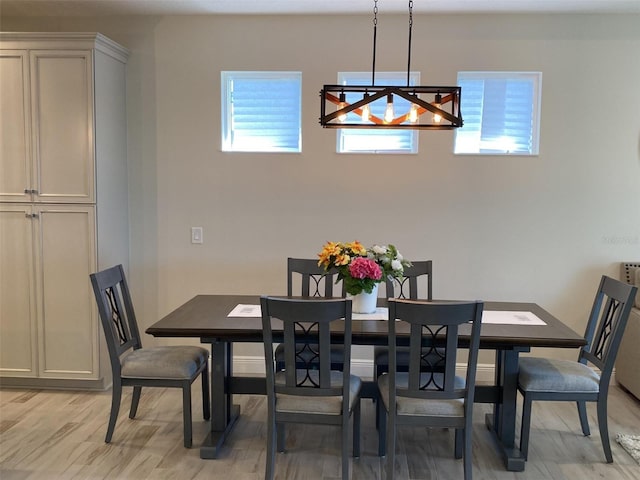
[261,296,361,480]
[378,298,484,480]
[373,260,434,428]
[275,258,346,370]
[373,260,433,379]
[90,264,210,448]
[518,275,637,463]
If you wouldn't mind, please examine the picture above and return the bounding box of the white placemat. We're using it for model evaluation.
[227,304,389,320]
[227,305,545,325]
[227,304,261,317]
[482,310,546,325]
[353,307,388,320]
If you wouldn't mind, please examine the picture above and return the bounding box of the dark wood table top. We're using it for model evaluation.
[146,295,586,351]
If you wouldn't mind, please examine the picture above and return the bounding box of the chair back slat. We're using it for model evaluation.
[262,297,352,398]
[105,285,132,347]
[580,275,637,379]
[385,260,433,300]
[388,299,483,405]
[444,325,459,390]
[287,258,344,297]
[90,265,142,374]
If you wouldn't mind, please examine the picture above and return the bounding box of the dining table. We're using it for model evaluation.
[145,294,586,471]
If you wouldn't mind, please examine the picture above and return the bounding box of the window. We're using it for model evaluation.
[221,71,302,153]
[337,72,419,154]
[454,72,542,155]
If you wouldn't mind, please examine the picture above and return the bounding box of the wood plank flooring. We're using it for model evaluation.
[1,383,639,479]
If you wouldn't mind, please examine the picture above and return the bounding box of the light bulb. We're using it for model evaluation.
[361,93,370,122]
[338,92,347,123]
[409,103,419,123]
[433,93,442,123]
[384,94,394,123]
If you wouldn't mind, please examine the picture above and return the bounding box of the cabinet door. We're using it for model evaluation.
[34,205,98,378]
[0,205,37,376]
[0,51,32,203]
[30,51,95,203]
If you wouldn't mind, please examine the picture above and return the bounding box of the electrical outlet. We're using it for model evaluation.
[191,227,203,244]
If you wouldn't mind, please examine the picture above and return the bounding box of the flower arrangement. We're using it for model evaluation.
[317,241,411,296]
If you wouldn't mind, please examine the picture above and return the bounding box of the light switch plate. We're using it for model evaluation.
[191,227,203,244]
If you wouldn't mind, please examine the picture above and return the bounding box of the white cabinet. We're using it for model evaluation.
[0,205,36,377]
[0,50,31,203]
[0,204,97,379]
[0,33,129,389]
[1,48,95,203]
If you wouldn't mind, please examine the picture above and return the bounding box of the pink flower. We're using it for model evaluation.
[348,257,382,281]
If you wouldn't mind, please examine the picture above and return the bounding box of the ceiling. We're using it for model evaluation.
[1,0,640,17]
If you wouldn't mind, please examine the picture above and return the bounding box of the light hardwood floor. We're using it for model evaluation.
[1,383,639,479]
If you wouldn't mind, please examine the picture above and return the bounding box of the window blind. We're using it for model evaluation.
[455,72,541,155]
[337,72,419,154]
[222,72,301,153]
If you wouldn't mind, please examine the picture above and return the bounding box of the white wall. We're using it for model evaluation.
[3,13,639,367]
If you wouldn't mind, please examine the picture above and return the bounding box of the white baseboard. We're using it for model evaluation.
[230,355,496,383]
[229,356,618,389]
[0,376,108,390]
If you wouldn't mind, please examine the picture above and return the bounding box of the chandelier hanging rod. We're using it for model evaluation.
[371,0,378,86]
[406,0,413,87]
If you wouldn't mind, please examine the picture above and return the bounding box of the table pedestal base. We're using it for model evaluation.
[485,413,526,472]
[200,404,240,459]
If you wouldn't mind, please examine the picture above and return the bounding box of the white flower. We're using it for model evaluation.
[391,259,403,271]
[372,245,387,255]
[396,252,404,261]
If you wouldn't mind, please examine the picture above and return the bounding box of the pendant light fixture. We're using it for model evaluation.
[319,0,463,130]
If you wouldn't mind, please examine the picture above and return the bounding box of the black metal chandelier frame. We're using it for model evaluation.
[319,0,463,130]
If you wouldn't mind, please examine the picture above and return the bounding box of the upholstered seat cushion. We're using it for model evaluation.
[120,346,209,379]
[518,357,600,393]
[378,372,465,417]
[275,370,362,415]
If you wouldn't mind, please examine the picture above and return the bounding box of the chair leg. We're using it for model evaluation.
[378,399,387,457]
[520,394,533,461]
[373,363,388,424]
[342,410,349,480]
[129,386,142,419]
[277,423,286,452]
[106,381,122,443]
[454,428,463,459]
[202,365,210,421]
[375,389,380,430]
[182,382,193,448]
[265,410,276,480]
[386,411,396,480]
[596,397,613,463]
[353,399,361,458]
[463,425,472,480]
[577,401,590,436]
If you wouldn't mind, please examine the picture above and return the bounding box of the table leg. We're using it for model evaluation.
[485,348,526,471]
[200,341,240,459]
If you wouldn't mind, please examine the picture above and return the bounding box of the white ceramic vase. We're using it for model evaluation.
[348,283,379,314]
